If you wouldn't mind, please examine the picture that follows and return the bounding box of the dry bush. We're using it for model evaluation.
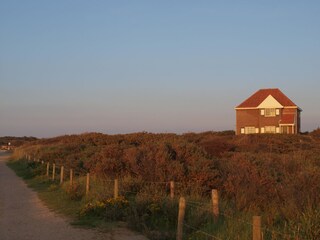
[13,130,320,235]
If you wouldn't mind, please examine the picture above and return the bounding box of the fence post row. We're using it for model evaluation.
[70,169,73,186]
[176,197,186,240]
[19,155,269,240]
[52,164,55,181]
[170,181,175,199]
[60,166,64,185]
[114,179,119,199]
[253,216,262,240]
[86,173,90,195]
[46,162,50,177]
[212,189,219,221]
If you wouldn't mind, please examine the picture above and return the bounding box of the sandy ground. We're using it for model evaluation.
[0,151,148,240]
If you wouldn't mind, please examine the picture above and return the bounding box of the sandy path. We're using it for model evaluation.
[0,152,148,240]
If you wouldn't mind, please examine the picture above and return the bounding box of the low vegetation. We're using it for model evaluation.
[9,129,320,239]
[0,136,37,147]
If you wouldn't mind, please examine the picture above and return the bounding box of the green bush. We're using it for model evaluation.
[65,183,85,201]
[80,201,107,218]
[47,183,59,192]
[79,196,129,221]
[127,196,178,239]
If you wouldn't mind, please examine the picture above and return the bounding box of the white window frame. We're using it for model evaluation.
[261,127,265,133]
[260,109,265,116]
[276,109,280,115]
[241,128,245,134]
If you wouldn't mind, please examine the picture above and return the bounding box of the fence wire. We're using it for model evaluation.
[23,155,301,240]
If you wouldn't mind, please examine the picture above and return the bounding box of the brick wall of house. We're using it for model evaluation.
[258,111,282,127]
[236,108,300,134]
[282,108,296,114]
[297,111,301,133]
[236,109,260,134]
[282,108,301,133]
[236,109,259,125]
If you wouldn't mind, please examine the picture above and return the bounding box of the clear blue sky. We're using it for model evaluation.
[1,1,319,137]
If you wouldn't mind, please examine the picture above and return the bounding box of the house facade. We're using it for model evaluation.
[235,88,301,135]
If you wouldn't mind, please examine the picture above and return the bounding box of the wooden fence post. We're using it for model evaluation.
[114,179,119,199]
[176,197,186,240]
[253,216,262,240]
[60,166,64,185]
[212,189,219,221]
[86,173,90,195]
[70,169,73,186]
[52,164,56,181]
[46,162,50,177]
[170,181,175,199]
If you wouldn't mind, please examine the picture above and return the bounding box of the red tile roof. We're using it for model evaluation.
[236,88,298,108]
[280,114,295,124]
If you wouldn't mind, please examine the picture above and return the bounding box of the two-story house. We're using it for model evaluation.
[235,88,301,135]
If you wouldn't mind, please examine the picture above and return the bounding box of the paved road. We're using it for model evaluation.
[0,151,147,240]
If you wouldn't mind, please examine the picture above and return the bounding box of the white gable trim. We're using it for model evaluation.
[257,95,283,109]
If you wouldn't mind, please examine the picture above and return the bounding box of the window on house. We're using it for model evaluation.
[265,108,276,117]
[241,128,245,134]
[276,109,280,115]
[260,109,265,115]
[261,127,265,133]
[245,127,256,134]
[265,126,276,133]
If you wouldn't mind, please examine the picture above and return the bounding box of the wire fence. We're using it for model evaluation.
[21,153,302,240]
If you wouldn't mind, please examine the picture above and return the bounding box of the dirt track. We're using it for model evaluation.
[0,152,148,240]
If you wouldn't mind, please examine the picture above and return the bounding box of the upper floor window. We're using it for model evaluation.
[265,108,276,117]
